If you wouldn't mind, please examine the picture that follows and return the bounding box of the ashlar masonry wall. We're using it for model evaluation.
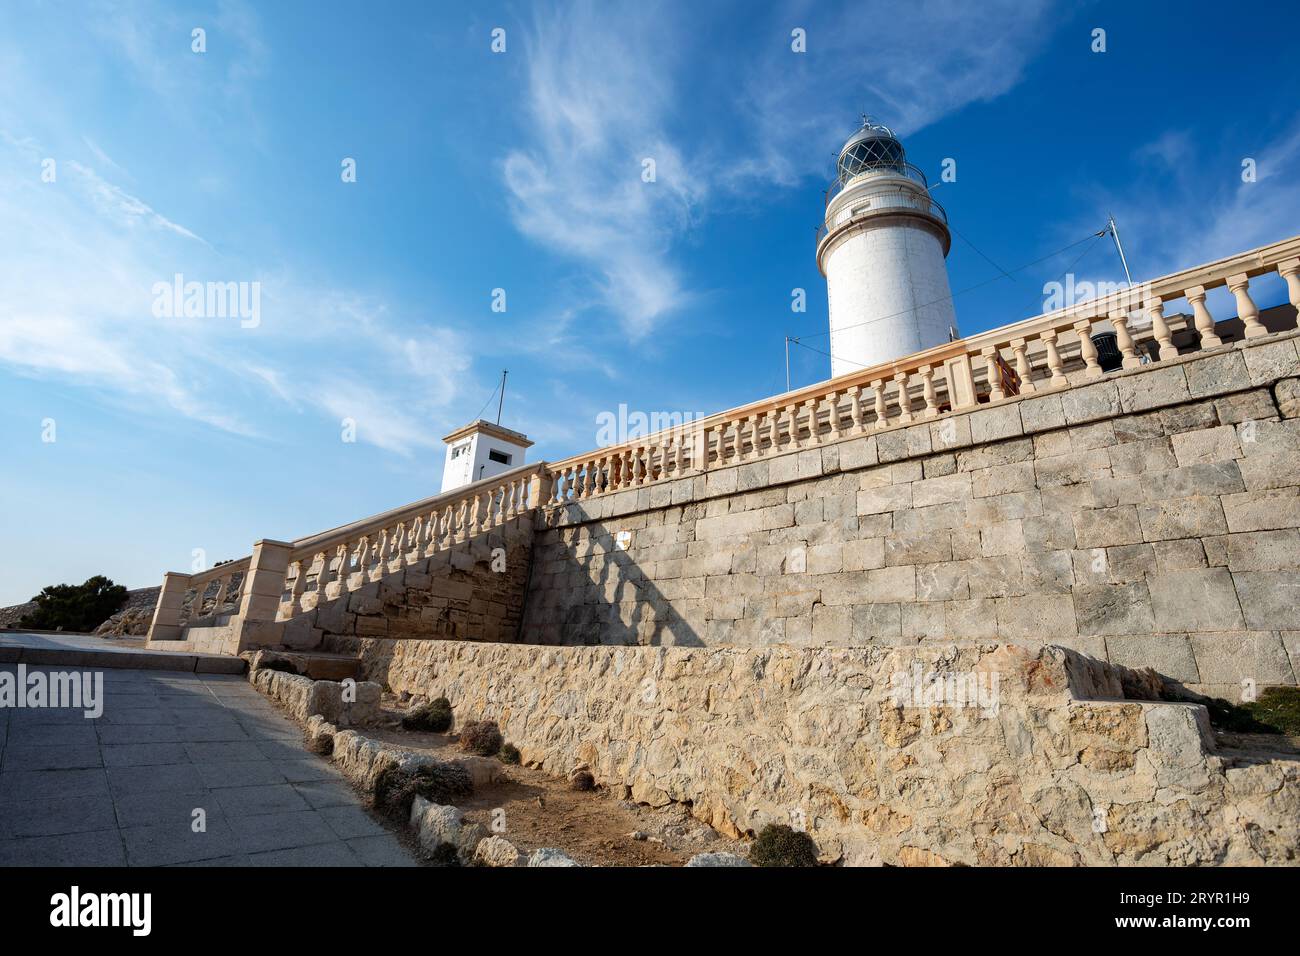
[291,514,535,653]
[522,332,1300,698]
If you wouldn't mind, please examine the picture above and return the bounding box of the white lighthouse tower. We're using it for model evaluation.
[816,119,958,377]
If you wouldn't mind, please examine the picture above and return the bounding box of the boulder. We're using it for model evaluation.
[475,835,522,867]
[527,847,580,867]
[457,822,488,863]
[410,797,463,853]
[454,756,505,789]
[685,852,752,867]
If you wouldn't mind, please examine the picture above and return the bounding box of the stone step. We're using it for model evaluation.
[243,648,361,681]
[0,631,245,674]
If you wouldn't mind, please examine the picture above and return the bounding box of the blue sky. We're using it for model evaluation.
[1,0,1298,604]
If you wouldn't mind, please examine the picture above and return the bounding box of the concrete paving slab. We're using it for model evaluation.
[0,828,126,866]
[0,665,417,867]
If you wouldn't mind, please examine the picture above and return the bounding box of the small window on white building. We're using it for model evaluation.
[451,443,469,459]
[488,449,512,465]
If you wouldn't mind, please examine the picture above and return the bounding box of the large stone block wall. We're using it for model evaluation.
[522,333,1300,698]
[287,514,536,652]
[357,637,1300,866]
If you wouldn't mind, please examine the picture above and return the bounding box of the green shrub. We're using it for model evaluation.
[372,761,473,821]
[18,575,127,633]
[498,743,521,765]
[402,697,453,733]
[426,843,461,867]
[1162,686,1300,735]
[459,720,503,756]
[750,824,819,867]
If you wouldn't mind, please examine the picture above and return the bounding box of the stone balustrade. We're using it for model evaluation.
[546,235,1300,505]
[147,462,551,647]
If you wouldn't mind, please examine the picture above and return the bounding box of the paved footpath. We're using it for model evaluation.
[0,663,417,866]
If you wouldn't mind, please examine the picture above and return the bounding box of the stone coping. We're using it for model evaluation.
[0,631,244,674]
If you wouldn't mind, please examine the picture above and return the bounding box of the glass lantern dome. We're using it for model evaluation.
[836,118,908,184]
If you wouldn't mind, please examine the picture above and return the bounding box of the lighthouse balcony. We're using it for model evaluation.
[815,186,948,247]
[823,161,931,206]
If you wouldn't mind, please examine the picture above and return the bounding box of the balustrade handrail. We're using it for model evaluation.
[547,232,1300,475]
[289,459,548,560]
[187,555,251,587]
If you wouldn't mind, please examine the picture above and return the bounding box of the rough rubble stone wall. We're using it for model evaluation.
[358,637,1300,866]
[279,514,535,652]
[521,333,1300,699]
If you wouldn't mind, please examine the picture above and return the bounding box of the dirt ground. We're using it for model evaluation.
[364,706,748,867]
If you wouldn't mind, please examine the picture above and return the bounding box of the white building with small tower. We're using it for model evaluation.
[816,119,958,377]
[440,420,533,493]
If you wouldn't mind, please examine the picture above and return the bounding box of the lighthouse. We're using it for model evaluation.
[816,119,958,377]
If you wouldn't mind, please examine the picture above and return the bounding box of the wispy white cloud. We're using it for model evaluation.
[502,0,1056,339]
[66,159,208,243]
[0,124,473,456]
[1057,118,1300,291]
[503,2,705,341]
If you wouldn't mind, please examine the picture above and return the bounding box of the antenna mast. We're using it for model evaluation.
[496,369,508,424]
[1107,214,1135,288]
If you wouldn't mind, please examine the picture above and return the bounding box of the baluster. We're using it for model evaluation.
[1279,259,1300,327]
[1227,273,1266,339]
[804,398,821,445]
[1075,318,1102,378]
[872,379,888,429]
[190,581,208,620]
[1145,296,1177,360]
[1184,285,1221,349]
[333,544,352,596]
[980,347,1004,401]
[850,385,864,433]
[211,575,228,616]
[1009,338,1035,393]
[1106,310,1139,369]
[780,403,794,449]
[392,526,406,565]
[739,416,753,462]
[286,560,307,615]
[313,551,333,602]
[893,372,913,423]
[920,366,939,418]
[1041,330,1068,387]
[828,392,843,440]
